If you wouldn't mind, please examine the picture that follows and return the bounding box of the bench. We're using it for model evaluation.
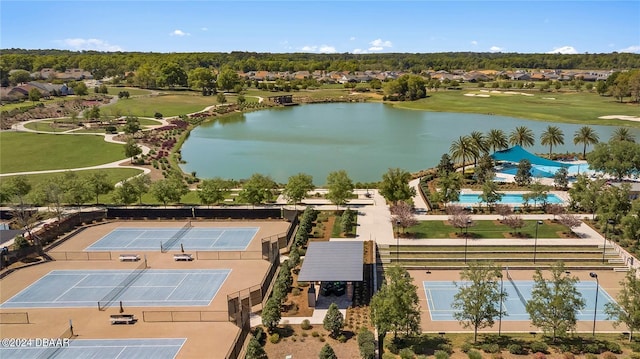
[119,254,140,262]
[174,253,193,261]
[110,314,136,325]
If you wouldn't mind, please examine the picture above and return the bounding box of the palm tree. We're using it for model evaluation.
[509,126,535,147]
[450,136,475,176]
[573,126,599,158]
[469,131,489,167]
[540,125,565,158]
[610,127,636,143]
[487,129,508,153]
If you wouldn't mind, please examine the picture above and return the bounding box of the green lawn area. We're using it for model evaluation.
[102,92,219,117]
[106,87,152,96]
[391,89,640,127]
[406,220,568,239]
[0,132,126,173]
[24,117,162,133]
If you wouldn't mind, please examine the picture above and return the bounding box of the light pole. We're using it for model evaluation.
[396,220,400,263]
[533,220,543,264]
[464,219,472,263]
[589,272,599,336]
[602,219,615,263]
[498,271,504,336]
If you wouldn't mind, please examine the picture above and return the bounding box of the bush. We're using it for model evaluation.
[382,354,396,359]
[508,344,524,355]
[399,348,416,359]
[357,328,375,359]
[301,319,312,330]
[292,287,301,296]
[584,343,600,354]
[482,343,500,353]
[631,342,640,352]
[337,334,347,343]
[438,343,453,354]
[434,350,450,359]
[252,326,266,346]
[467,350,482,359]
[311,331,319,337]
[606,341,622,354]
[460,343,472,353]
[269,333,280,344]
[530,341,548,353]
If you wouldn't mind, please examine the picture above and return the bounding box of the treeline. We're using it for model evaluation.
[2,50,640,79]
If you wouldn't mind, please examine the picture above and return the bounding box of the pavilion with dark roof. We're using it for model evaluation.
[297,241,364,307]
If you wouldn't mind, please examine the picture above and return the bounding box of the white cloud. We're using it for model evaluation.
[369,38,392,51]
[170,29,190,37]
[301,45,336,53]
[619,45,640,53]
[201,27,208,31]
[547,46,578,54]
[470,40,478,46]
[489,46,503,52]
[56,38,123,52]
[350,36,356,41]
[352,48,367,54]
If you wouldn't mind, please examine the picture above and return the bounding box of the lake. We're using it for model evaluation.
[180,103,638,184]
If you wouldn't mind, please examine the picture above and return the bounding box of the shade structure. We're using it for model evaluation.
[297,241,363,282]
[491,145,570,168]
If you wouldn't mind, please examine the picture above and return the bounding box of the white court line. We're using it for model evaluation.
[52,274,89,302]
[113,347,127,359]
[165,273,189,299]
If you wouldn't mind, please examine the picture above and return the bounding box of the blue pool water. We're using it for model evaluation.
[456,193,564,204]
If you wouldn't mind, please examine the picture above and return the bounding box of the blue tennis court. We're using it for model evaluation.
[86,227,258,251]
[424,280,617,321]
[0,338,185,359]
[0,269,230,309]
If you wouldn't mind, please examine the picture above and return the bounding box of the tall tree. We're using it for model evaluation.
[379,168,415,205]
[450,136,475,176]
[610,127,636,143]
[129,174,151,204]
[238,173,278,207]
[217,67,241,91]
[245,336,267,359]
[568,174,605,219]
[390,201,418,235]
[370,265,420,340]
[553,167,569,190]
[150,176,188,207]
[436,153,455,175]
[122,115,141,134]
[573,126,599,159]
[469,131,489,167]
[325,170,354,209]
[514,159,532,186]
[525,262,586,341]
[487,129,508,153]
[261,296,281,333]
[323,302,344,338]
[435,171,462,208]
[124,138,142,163]
[605,269,640,342]
[480,179,502,212]
[540,125,565,158]
[587,140,640,180]
[157,62,188,88]
[283,173,315,208]
[509,126,535,148]
[62,171,92,208]
[86,171,114,205]
[452,262,505,343]
[197,177,233,207]
[188,67,216,95]
[111,181,138,205]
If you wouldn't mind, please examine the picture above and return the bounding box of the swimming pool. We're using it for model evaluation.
[455,193,564,204]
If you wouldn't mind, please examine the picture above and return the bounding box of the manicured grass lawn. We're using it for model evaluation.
[406,220,568,239]
[106,87,152,96]
[0,132,126,173]
[24,118,162,132]
[102,92,219,117]
[391,90,640,127]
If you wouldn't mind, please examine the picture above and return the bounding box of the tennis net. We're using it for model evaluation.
[161,221,192,253]
[36,321,75,358]
[97,257,148,311]
[506,268,528,307]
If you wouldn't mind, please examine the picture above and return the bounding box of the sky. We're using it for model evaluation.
[1,1,639,54]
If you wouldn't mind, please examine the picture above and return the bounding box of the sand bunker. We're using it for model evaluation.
[599,115,640,122]
[464,93,490,97]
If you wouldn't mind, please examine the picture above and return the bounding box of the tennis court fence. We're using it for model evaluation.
[49,251,112,261]
[0,312,30,324]
[142,310,228,322]
[195,251,262,260]
[97,257,148,311]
